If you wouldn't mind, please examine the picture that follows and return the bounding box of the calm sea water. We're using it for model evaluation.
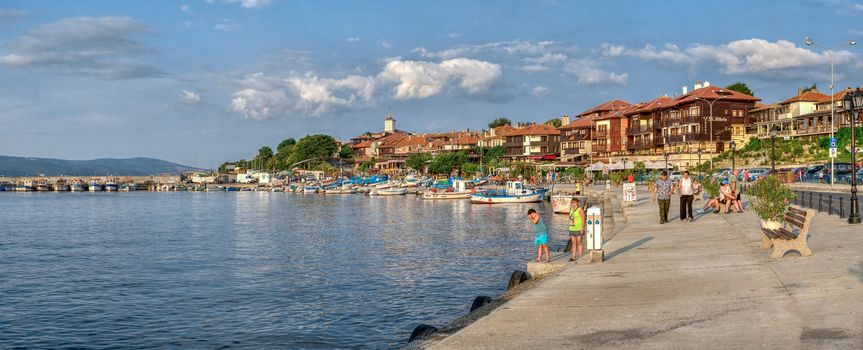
[0,192,571,349]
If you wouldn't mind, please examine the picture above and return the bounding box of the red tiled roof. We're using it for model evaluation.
[559,115,596,130]
[455,135,479,145]
[394,136,428,147]
[352,140,372,148]
[627,96,673,114]
[577,99,631,117]
[815,88,852,104]
[597,103,641,120]
[780,90,829,105]
[493,125,517,136]
[506,123,560,136]
[672,85,760,106]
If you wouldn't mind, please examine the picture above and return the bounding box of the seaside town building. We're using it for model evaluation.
[503,123,561,163]
[625,96,672,158]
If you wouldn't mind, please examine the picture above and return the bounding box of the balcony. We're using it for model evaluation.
[664,133,710,144]
[626,124,655,135]
[627,138,658,150]
[592,144,608,152]
[593,130,609,139]
[663,116,702,127]
[793,126,830,136]
[562,147,583,155]
[530,141,548,146]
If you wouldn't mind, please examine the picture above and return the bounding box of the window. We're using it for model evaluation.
[689,106,700,116]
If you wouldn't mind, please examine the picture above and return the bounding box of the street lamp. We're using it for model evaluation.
[695,94,728,173]
[729,140,737,173]
[805,36,856,188]
[840,89,861,224]
[697,148,703,177]
[663,152,669,173]
[770,126,778,172]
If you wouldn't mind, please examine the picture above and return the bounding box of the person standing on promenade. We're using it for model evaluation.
[527,209,550,262]
[652,171,674,224]
[678,171,697,222]
[568,198,586,261]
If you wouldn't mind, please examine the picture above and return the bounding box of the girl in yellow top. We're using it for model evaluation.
[569,197,586,262]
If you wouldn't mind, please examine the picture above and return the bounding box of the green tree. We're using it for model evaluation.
[275,138,296,170]
[488,117,512,129]
[633,161,647,175]
[289,134,339,168]
[428,152,469,174]
[544,117,562,128]
[725,81,754,96]
[801,83,817,93]
[338,144,353,159]
[406,153,432,171]
[461,162,481,175]
[484,145,506,165]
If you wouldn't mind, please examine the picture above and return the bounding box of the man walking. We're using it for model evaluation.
[678,171,697,222]
[652,171,674,224]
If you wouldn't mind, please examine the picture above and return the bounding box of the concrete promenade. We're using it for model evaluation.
[429,186,863,349]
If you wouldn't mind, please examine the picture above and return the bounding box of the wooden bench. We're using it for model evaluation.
[760,205,814,259]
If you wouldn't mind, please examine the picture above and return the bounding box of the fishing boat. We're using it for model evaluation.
[104,179,119,192]
[34,179,51,192]
[70,179,85,192]
[120,183,138,191]
[225,186,240,192]
[54,179,70,192]
[302,186,319,194]
[15,181,34,192]
[324,185,356,194]
[470,181,545,204]
[89,180,104,192]
[422,179,475,200]
[375,187,407,196]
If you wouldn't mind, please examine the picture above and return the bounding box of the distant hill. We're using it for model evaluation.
[0,155,206,177]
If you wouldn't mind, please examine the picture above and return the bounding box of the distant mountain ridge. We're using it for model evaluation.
[0,155,205,177]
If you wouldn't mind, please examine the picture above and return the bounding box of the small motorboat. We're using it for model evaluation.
[375,187,407,196]
[470,181,544,204]
[422,179,475,200]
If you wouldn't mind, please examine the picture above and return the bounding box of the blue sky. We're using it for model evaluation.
[3,0,863,167]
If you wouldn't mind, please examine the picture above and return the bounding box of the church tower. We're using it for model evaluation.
[384,112,396,133]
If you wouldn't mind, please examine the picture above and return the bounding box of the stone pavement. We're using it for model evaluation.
[429,186,863,349]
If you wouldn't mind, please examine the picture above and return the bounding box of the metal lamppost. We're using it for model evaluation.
[770,126,778,172]
[664,152,669,173]
[841,89,861,224]
[805,37,856,188]
[695,94,727,173]
[729,140,737,173]
[697,148,703,177]
[622,157,628,172]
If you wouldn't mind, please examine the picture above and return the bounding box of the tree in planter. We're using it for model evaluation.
[746,174,795,227]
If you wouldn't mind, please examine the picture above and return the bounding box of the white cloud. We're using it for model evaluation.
[0,16,162,79]
[521,52,567,71]
[180,4,191,13]
[347,36,360,43]
[214,19,239,31]
[447,32,461,38]
[224,0,271,8]
[180,90,201,104]
[378,58,502,100]
[532,86,550,97]
[564,60,628,85]
[601,39,855,78]
[0,10,27,22]
[229,72,377,120]
[854,3,863,11]
[413,40,559,60]
[378,40,393,48]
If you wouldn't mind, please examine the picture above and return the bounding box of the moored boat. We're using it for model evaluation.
[470,181,544,204]
[422,179,475,200]
[550,193,589,213]
[15,181,34,192]
[69,179,85,192]
[104,179,119,192]
[54,179,71,192]
[89,181,104,192]
[120,183,138,191]
[375,187,407,196]
[34,179,51,192]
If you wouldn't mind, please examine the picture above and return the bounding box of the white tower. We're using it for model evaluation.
[384,112,396,133]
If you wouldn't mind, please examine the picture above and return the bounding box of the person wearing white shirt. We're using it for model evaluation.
[678,171,698,222]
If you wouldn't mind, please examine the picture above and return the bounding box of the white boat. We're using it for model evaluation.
[104,179,119,192]
[69,180,85,192]
[375,187,407,196]
[88,181,103,192]
[422,179,475,200]
[54,180,70,192]
[303,186,319,194]
[119,183,137,191]
[550,193,588,214]
[325,186,356,194]
[470,181,545,204]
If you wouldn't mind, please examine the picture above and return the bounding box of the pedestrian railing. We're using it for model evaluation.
[740,184,848,220]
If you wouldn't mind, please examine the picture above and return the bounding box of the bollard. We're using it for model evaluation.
[818,193,823,212]
[409,324,439,343]
[586,206,604,263]
[809,192,813,209]
[507,270,529,290]
[840,197,845,218]
[469,296,493,312]
[829,195,833,215]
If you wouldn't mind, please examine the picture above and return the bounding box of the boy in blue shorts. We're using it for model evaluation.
[528,209,550,262]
